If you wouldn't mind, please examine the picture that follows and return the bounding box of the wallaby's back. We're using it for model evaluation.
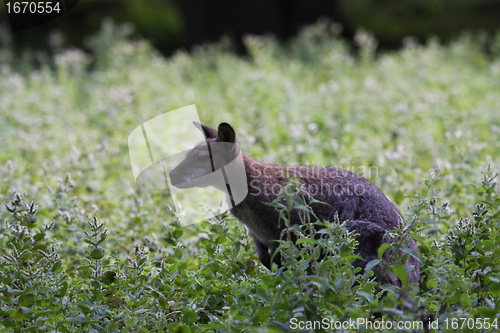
[239,156,402,227]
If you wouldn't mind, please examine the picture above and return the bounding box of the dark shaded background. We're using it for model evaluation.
[1,0,500,55]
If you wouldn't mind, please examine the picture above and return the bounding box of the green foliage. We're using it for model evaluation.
[1,20,500,332]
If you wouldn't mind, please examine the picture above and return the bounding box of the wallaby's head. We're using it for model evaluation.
[169,122,240,189]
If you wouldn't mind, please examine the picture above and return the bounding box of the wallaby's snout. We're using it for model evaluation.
[168,168,187,188]
[169,142,212,189]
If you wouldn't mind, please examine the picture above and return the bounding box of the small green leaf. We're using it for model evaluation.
[18,293,37,307]
[169,324,191,333]
[481,240,495,250]
[467,262,479,271]
[33,232,45,242]
[56,281,68,298]
[173,229,183,238]
[195,286,206,297]
[65,315,86,323]
[356,291,374,303]
[489,276,500,283]
[266,202,286,208]
[390,264,409,288]
[101,271,117,285]
[478,306,495,318]
[91,324,107,332]
[96,234,107,246]
[364,259,381,278]
[293,204,311,211]
[426,278,437,288]
[400,247,421,263]
[459,293,472,307]
[215,236,227,244]
[181,309,197,325]
[89,246,105,259]
[6,285,23,294]
[296,238,320,245]
[77,265,93,271]
[84,239,96,247]
[377,244,392,259]
[379,283,400,294]
[261,275,276,288]
[308,275,334,290]
[255,287,272,302]
[490,282,500,297]
[90,281,101,289]
[448,292,461,304]
[51,260,62,272]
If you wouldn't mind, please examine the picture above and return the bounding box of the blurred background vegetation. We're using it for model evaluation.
[1,0,499,55]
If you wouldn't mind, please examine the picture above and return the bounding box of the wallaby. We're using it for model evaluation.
[169,122,420,286]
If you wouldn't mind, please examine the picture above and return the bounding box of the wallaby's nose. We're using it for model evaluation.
[169,168,192,189]
[169,169,181,186]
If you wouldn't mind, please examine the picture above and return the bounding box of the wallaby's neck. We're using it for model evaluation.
[239,153,289,199]
[242,153,264,177]
[241,152,301,180]
[241,153,277,181]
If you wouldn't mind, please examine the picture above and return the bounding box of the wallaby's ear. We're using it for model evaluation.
[193,121,218,139]
[217,123,236,143]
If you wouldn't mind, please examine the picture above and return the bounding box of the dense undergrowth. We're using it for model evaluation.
[1,20,500,332]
